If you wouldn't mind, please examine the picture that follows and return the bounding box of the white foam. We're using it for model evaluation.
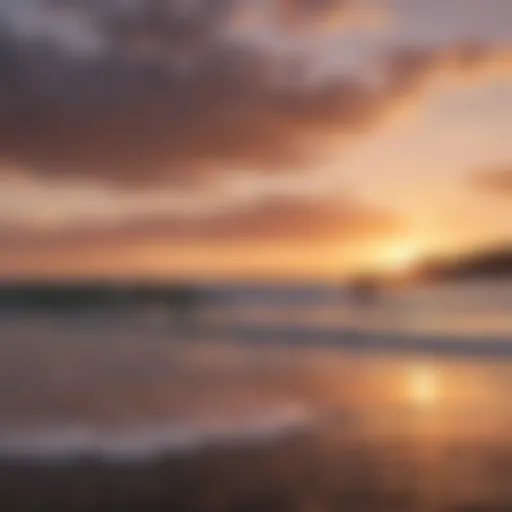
[0,405,312,463]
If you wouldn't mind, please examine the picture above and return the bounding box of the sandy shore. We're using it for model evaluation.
[1,421,511,512]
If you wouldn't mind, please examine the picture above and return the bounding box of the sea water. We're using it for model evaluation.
[0,278,510,463]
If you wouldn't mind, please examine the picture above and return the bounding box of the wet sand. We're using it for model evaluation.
[1,419,511,512]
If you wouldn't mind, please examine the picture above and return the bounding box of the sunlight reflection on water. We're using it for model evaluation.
[0,315,511,509]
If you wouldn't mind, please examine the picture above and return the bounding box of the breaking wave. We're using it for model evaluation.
[0,405,312,463]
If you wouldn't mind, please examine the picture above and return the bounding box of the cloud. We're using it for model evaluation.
[0,188,404,275]
[0,192,401,249]
[0,1,509,187]
[472,167,512,197]
[127,194,401,242]
[274,0,382,31]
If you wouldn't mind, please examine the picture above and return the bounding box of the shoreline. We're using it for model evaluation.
[1,420,511,511]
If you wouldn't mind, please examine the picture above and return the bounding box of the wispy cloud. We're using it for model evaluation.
[472,166,512,197]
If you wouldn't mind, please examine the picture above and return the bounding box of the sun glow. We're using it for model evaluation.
[378,240,424,274]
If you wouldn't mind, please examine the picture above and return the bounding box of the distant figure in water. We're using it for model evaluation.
[347,276,380,307]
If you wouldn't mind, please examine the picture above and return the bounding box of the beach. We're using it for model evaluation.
[0,295,511,511]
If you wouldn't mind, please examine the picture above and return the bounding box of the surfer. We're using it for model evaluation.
[347,276,380,307]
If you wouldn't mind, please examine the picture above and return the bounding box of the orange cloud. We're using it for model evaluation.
[276,0,386,31]
[472,166,512,196]
[0,192,403,277]
[0,193,401,246]
[133,195,400,242]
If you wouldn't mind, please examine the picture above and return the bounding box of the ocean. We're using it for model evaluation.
[0,279,511,510]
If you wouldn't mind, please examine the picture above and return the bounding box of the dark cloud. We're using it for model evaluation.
[472,167,512,196]
[0,1,506,186]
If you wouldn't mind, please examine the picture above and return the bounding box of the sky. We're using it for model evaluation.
[0,0,511,280]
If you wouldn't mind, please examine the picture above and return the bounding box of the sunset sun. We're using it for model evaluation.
[377,240,425,275]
